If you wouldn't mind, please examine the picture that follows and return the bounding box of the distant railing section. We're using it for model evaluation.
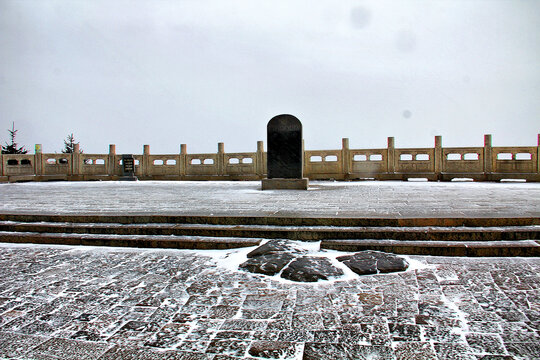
[1,134,539,182]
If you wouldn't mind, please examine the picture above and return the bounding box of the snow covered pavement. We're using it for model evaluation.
[0,180,539,217]
[0,243,538,359]
[0,181,539,358]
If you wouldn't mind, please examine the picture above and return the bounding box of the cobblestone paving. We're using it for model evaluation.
[0,181,539,217]
[0,244,538,359]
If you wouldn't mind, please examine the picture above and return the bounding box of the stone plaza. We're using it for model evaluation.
[0,180,539,359]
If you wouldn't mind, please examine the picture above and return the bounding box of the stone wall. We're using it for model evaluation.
[1,135,539,182]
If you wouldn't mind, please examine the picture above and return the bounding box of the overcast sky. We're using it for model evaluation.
[1,0,539,155]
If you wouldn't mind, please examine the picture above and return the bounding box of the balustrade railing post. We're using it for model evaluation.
[256,141,264,178]
[180,144,187,177]
[34,144,42,178]
[484,134,492,177]
[72,143,81,179]
[342,138,350,179]
[143,145,150,178]
[108,144,116,177]
[387,137,395,174]
[434,135,442,180]
[537,134,540,174]
[218,142,225,176]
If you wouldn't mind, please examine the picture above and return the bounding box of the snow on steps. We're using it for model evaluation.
[0,231,260,250]
[0,221,539,242]
[0,214,538,255]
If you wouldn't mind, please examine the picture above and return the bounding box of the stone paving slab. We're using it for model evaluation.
[0,181,539,218]
[0,243,538,359]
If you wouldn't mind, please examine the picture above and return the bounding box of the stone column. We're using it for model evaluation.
[387,137,395,173]
[256,141,264,177]
[434,135,442,180]
[143,145,150,178]
[217,142,225,176]
[108,144,116,177]
[537,134,540,174]
[180,144,187,177]
[342,138,350,178]
[0,150,4,177]
[72,143,81,178]
[34,144,43,177]
[484,134,492,174]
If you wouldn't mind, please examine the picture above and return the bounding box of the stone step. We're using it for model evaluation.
[0,214,538,227]
[321,239,540,257]
[1,230,538,257]
[0,221,538,242]
[0,231,261,250]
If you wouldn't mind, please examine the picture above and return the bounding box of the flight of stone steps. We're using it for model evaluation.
[0,214,538,256]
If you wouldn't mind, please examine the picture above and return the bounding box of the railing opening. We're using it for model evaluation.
[415,154,429,161]
[229,158,240,164]
[325,155,338,162]
[310,156,322,162]
[497,153,513,160]
[203,159,214,165]
[447,153,461,161]
[166,159,176,165]
[353,154,367,161]
[463,153,479,160]
[515,153,532,160]
[400,154,413,161]
[191,159,201,165]
[21,159,31,165]
[7,159,18,165]
[153,160,164,165]
[369,154,382,161]
[242,158,253,164]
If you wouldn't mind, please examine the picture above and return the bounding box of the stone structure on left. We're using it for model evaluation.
[120,154,138,181]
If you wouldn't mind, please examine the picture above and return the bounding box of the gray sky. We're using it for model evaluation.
[1,0,539,155]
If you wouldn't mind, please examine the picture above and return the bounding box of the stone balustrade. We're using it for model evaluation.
[1,135,539,182]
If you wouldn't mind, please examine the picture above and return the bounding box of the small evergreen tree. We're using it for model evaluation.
[62,133,83,154]
[61,133,87,164]
[1,122,27,154]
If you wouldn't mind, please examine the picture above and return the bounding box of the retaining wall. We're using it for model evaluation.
[1,135,539,182]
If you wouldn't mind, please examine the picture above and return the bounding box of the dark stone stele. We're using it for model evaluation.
[120,154,137,181]
[267,114,303,179]
[262,114,308,190]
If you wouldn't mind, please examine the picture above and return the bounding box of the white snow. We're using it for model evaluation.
[0,180,538,217]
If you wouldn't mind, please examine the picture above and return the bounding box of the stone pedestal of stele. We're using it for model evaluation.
[261,114,308,190]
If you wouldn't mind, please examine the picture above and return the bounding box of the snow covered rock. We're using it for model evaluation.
[337,251,409,275]
[239,253,295,276]
[246,239,304,258]
[280,257,344,282]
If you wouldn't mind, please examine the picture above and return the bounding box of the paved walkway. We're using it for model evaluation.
[0,243,538,359]
[0,181,539,359]
[0,181,539,217]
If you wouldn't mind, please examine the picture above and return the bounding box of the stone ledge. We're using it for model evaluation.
[261,178,309,190]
